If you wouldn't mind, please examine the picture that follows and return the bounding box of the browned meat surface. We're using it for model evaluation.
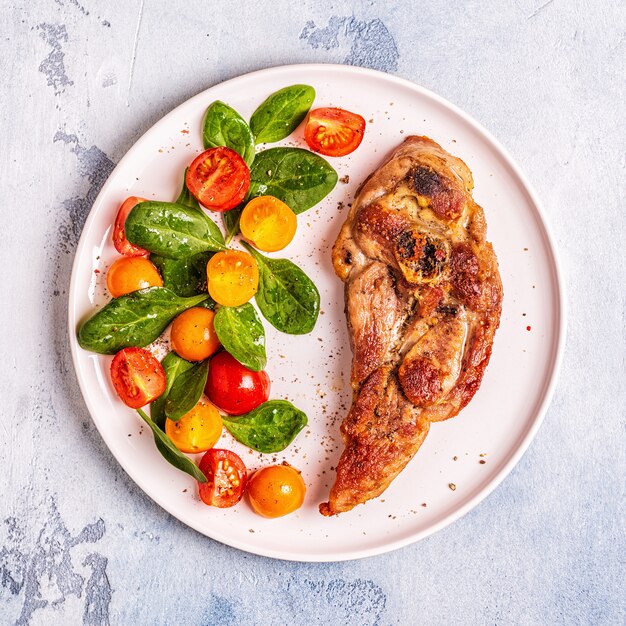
[320,136,503,516]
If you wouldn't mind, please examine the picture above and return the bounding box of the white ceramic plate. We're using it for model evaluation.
[69,64,565,561]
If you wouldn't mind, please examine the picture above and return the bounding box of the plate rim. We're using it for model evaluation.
[68,62,567,562]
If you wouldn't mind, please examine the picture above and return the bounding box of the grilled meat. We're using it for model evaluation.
[320,136,502,516]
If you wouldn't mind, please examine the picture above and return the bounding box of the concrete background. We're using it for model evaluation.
[1,0,625,624]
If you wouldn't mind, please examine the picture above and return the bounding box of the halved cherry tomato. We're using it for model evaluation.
[106,257,163,298]
[240,196,297,252]
[304,107,366,157]
[186,147,250,212]
[205,351,270,415]
[112,196,149,256]
[206,250,259,307]
[170,307,220,361]
[165,401,222,453]
[247,464,306,518]
[198,449,247,507]
[110,347,166,409]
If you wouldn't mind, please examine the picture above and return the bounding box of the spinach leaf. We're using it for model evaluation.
[136,409,206,482]
[165,360,208,421]
[175,167,200,209]
[214,304,266,371]
[249,148,337,214]
[151,352,195,430]
[250,85,315,144]
[77,287,209,354]
[203,101,255,166]
[223,203,244,244]
[242,243,320,335]
[148,172,211,292]
[222,400,307,453]
[125,201,225,259]
[150,251,212,298]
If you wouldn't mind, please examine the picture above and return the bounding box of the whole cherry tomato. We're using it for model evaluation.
[205,351,270,415]
[110,347,166,409]
[106,257,163,298]
[170,307,220,361]
[240,196,297,252]
[304,107,366,157]
[198,449,247,507]
[112,196,149,256]
[247,464,306,518]
[186,147,250,212]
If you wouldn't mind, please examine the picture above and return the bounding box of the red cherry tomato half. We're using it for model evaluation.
[110,347,166,409]
[198,449,247,508]
[205,351,270,416]
[113,196,149,256]
[304,107,366,157]
[186,147,250,212]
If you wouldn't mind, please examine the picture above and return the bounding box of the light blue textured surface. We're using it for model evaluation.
[1,1,625,624]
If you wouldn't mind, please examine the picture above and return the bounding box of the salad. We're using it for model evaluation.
[77,85,366,519]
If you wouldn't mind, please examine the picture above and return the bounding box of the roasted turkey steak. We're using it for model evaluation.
[320,136,503,516]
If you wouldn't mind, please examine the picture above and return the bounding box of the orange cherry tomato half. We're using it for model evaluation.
[240,196,297,252]
[110,347,166,409]
[106,257,163,298]
[205,351,270,416]
[247,465,306,518]
[206,250,259,307]
[186,147,250,212]
[170,307,221,362]
[304,107,366,157]
[165,401,223,454]
[198,449,247,508]
[113,196,149,256]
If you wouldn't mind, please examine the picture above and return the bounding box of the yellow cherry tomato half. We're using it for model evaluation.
[240,196,297,252]
[106,257,163,298]
[206,250,259,307]
[247,464,306,518]
[170,307,220,362]
[165,401,223,454]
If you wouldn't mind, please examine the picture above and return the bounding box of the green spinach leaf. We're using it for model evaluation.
[222,400,307,453]
[214,304,266,371]
[151,352,195,430]
[150,251,212,298]
[250,85,315,144]
[203,101,255,166]
[249,148,337,214]
[125,201,225,259]
[242,243,320,334]
[136,408,206,482]
[165,360,208,421]
[175,167,200,209]
[223,203,244,244]
[77,287,209,354]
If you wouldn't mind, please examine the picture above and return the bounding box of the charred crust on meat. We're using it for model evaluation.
[344,250,353,265]
[411,166,442,196]
[408,165,464,221]
[436,303,459,317]
[398,357,443,407]
[394,230,448,284]
[450,242,482,308]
